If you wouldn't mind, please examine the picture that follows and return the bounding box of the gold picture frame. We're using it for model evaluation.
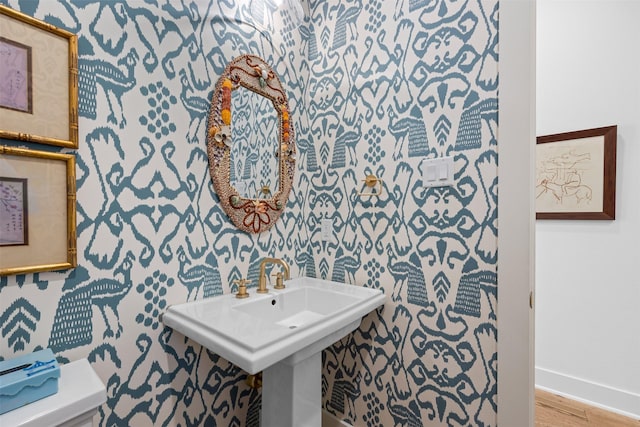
[0,146,77,275]
[0,5,79,149]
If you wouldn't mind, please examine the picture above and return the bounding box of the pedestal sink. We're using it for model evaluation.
[162,277,386,427]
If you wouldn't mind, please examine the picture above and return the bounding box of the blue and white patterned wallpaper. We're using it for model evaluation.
[306,1,499,425]
[0,0,498,426]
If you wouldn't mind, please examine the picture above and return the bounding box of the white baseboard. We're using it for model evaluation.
[536,366,640,420]
[321,409,352,427]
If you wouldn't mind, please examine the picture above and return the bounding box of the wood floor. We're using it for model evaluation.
[536,389,640,427]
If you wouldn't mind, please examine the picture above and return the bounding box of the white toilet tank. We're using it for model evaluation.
[0,358,106,427]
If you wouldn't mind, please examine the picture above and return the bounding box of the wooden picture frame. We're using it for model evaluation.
[0,146,76,275]
[0,5,78,149]
[536,125,617,220]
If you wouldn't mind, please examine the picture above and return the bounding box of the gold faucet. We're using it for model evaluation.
[257,257,290,293]
[233,278,251,299]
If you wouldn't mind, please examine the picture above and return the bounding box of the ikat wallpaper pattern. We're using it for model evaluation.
[0,0,498,426]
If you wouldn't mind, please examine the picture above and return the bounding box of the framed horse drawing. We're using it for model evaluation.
[536,125,617,220]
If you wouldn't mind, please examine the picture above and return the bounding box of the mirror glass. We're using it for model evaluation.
[207,54,296,234]
[229,87,280,199]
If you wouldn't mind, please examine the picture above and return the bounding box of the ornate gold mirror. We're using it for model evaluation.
[207,55,296,233]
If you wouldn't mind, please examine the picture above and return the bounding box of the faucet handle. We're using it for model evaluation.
[271,272,285,290]
[233,278,251,299]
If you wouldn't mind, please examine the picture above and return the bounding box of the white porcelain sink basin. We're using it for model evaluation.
[162,276,386,374]
[163,276,385,427]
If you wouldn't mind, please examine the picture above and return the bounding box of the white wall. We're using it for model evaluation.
[498,1,536,426]
[536,0,640,418]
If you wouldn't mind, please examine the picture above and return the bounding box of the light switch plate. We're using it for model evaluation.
[422,156,455,188]
[321,218,332,241]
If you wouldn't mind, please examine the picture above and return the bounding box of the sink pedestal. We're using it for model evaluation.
[262,351,322,427]
[261,319,360,427]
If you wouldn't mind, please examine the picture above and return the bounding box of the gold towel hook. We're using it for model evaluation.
[256,185,271,199]
[358,174,384,197]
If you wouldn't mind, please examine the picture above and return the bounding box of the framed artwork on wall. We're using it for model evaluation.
[0,177,29,246]
[536,125,617,220]
[0,5,79,149]
[0,146,77,275]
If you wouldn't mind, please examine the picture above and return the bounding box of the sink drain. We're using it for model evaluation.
[289,325,297,329]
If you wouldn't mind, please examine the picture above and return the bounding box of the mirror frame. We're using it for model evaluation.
[206,54,296,233]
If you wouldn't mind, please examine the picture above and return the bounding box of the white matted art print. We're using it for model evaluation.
[536,126,617,220]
